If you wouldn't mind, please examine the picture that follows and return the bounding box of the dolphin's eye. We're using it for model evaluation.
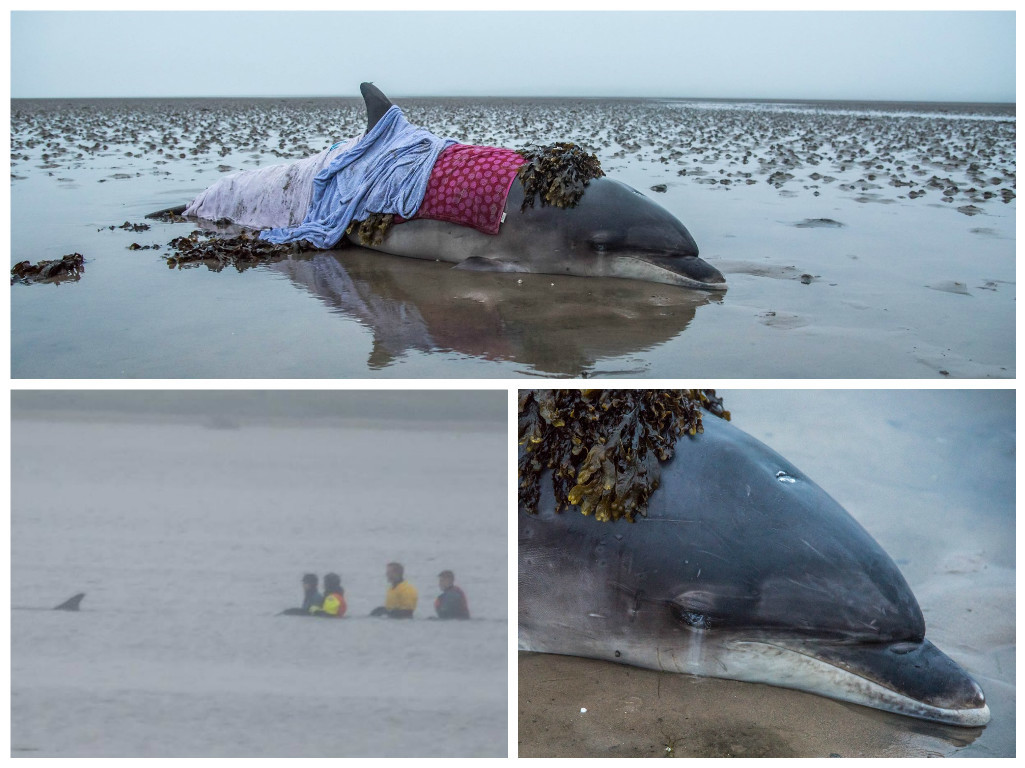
[670,602,712,630]
[589,233,618,253]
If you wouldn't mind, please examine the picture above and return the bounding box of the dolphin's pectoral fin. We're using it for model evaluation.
[360,82,394,134]
[54,593,85,611]
[454,257,529,274]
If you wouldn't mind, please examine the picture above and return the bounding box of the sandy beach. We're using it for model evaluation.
[518,390,1014,757]
[10,96,1014,378]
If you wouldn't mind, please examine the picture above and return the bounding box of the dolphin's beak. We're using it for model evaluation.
[630,254,727,292]
[681,257,727,291]
[756,637,990,727]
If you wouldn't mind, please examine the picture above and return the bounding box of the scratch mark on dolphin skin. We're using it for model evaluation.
[696,548,730,563]
[800,538,828,559]
[785,576,831,595]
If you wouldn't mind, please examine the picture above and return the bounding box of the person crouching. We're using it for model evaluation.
[310,572,347,617]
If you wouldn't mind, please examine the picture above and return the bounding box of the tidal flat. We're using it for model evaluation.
[10,97,1015,378]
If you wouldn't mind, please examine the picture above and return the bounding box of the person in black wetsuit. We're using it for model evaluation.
[434,569,470,620]
[301,573,323,612]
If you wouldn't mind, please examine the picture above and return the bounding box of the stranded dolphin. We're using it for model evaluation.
[518,415,989,727]
[157,83,725,291]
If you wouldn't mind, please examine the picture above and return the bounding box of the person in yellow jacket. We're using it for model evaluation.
[310,572,347,618]
[370,562,417,618]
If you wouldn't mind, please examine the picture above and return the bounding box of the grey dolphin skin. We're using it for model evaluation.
[519,415,989,728]
[156,83,725,291]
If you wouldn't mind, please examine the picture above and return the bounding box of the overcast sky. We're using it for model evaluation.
[10,10,1015,102]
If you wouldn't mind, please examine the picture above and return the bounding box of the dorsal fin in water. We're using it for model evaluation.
[54,593,85,611]
[360,82,394,134]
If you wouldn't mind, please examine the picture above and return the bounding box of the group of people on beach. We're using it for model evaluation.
[300,562,470,620]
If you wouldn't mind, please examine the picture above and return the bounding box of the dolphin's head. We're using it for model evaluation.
[509,178,726,291]
[519,415,989,727]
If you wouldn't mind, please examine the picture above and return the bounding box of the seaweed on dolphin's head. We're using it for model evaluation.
[516,143,605,211]
[347,212,395,247]
[519,390,730,522]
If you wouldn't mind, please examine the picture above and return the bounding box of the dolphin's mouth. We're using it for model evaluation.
[617,255,727,292]
[724,637,990,728]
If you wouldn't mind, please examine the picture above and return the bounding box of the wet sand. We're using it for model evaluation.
[518,390,1014,757]
[11,97,1014,378]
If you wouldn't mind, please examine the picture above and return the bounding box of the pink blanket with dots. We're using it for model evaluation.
[404,144,525,235]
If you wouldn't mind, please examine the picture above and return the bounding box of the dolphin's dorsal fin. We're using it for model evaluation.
[360,82,394,134]
[54,593,85,611]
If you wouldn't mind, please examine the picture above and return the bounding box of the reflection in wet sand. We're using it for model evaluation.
[268,248,718,376]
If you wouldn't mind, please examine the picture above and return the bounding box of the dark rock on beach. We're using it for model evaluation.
[795,218,845,228]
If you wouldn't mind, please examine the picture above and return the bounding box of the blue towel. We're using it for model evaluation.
[261,105,456,248]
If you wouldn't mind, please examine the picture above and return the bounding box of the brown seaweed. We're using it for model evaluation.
[166,229,315,273]
[519,389,729,522]
[11,253,85,285]
[346,212,395,247]
[516,142,605,211]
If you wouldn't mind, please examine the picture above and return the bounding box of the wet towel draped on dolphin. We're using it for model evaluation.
[183,105,524,246]
[184,105,459,248]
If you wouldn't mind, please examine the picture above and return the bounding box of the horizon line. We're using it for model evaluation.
[10,94,1017,107]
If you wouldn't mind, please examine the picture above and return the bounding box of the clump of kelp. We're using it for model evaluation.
[166,229,316,273]
[519,389,730,522]
[11,253,85,285]
[346,212,395,247]
[516,142,605,211]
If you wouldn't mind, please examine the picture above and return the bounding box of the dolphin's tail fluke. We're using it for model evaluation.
[145,204,188,220]
[360,82,394,134]
[54,593,85,611]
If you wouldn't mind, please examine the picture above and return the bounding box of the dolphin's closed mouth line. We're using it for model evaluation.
[748,640,991,726]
